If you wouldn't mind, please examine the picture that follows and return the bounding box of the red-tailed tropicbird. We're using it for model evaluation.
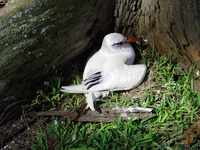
[61,33,147,111]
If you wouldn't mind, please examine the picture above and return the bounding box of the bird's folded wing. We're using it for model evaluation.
[83,64,147,92]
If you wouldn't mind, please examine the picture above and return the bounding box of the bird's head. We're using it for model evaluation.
[101,33,143,54]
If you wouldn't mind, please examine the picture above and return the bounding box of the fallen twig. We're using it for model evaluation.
[37,106,155,122]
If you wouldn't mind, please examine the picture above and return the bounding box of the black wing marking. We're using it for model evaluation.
[87,82,100,90]
[84,71,102,90]
[85,77,100,86]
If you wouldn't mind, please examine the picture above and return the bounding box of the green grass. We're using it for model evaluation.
[30,40,200,149]
[31,75,85,111]
[31,117,160,150]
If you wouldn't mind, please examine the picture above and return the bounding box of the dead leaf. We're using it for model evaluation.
[183,120,200,146]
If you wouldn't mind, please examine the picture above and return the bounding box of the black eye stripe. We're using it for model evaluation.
[112,42,123,46]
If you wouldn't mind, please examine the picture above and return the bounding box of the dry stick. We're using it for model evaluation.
[48,104,88,150]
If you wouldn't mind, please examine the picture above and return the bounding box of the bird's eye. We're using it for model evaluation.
[112,42,123,46]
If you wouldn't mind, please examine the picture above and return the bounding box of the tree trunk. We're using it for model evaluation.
[115,0,200,91]
[0,0,114,99]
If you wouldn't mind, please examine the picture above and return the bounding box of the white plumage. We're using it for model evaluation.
[61,33,147,111]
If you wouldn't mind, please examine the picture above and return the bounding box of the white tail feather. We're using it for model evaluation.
[86,93,95,111]
[61,85,85,93]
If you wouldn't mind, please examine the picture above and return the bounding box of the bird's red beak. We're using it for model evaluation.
[124,38,143,44]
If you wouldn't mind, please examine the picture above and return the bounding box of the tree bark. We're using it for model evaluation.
[0,0,114,99]
[115,0,200,91]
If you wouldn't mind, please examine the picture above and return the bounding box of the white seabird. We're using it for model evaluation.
[61,33,146,111]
